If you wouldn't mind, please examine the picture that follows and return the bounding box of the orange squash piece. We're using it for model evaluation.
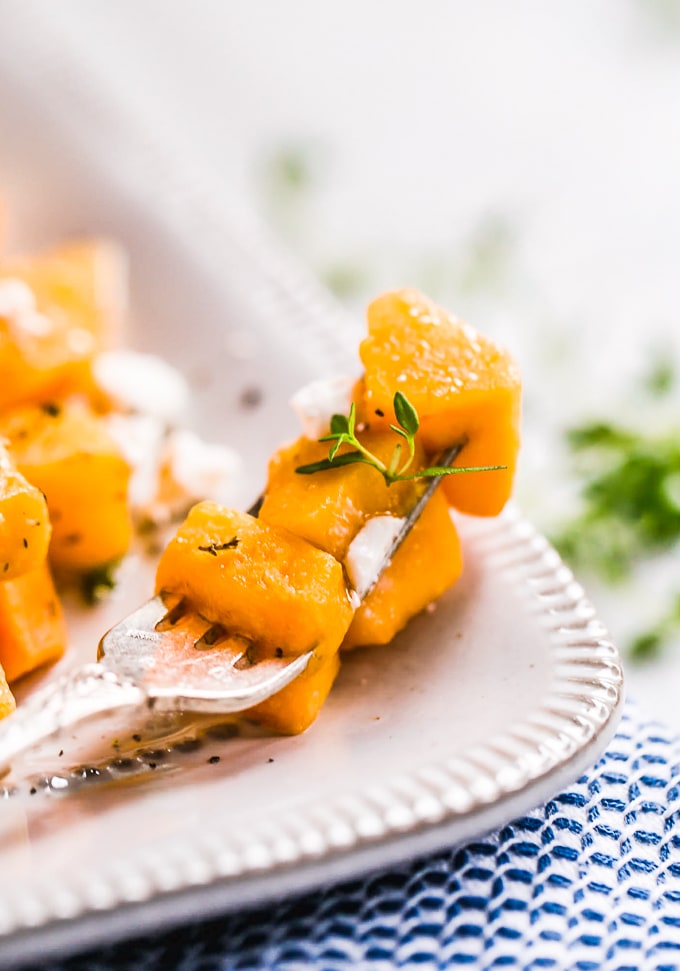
[0,238,127,410]
[360,288,521,516]
[156,502,355,665]
[156,503,354,734]
[0,237,127,347]
[0,563,67,683]
[259,430,423,561]
[0,443,51,580]
[261,429,463,654]
[247,654,341,735]
[0,667,15,719]
[343,491,462,649]
[0,400,132,574]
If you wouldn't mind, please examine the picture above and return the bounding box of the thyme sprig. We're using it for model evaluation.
[295,391,505,486]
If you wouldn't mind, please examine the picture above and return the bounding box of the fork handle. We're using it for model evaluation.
[0,664,146,776]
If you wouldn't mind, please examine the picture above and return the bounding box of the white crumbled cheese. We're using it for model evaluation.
[0,279,35,318]
[105,415,243,526]
[0,278,54,339]
[345,515,406,599]
[104,412,167,512]
[99,352,244,527]
[65,327,96,356]
[92,349,190,423]
[290,374,355,440]
[152,429,244,523]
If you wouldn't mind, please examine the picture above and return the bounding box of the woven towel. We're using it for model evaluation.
[31,699,680,971]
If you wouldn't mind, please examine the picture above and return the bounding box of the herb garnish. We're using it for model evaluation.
[551,418,680,658]
[198,538,239,556]
[295,391,505,486]
[81,563,118,605]
[553,421,680,580]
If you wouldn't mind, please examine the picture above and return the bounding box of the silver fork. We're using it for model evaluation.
[0,445,460,774]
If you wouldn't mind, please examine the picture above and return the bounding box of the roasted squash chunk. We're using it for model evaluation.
[360,288,521,516]
[0,401,132,574]
[156,502,355,664]
[259,430,423,561]
[155,503,354,734]
[0,667,15,719]
[0,282,92,412]
[260,428,464,655]
[0,563,67,683]
[0,443,51,580]
[0,237,126,347]
[0,238,126,410]
[342,491,462,648]
[248,653,341,735]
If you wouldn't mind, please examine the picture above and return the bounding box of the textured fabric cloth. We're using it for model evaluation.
[31,699,680,971]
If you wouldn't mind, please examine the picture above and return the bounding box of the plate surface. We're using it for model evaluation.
[0,26,623,966]
[0,507,623,969]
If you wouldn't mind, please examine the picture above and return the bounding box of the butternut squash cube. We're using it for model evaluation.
[1,237,126,346]
[0,563,67,683]
[360,289,521,516]
[0,665,15,719]
[156,502,355,665]
[0,238,126,409]
[0,444,51,580]
[247,654,340,735]
[259,431,424,561]
[342,490,462,649]
[0,401,132,574]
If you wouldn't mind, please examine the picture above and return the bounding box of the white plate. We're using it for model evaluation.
[0,31,623,968]
[0,507,623,969]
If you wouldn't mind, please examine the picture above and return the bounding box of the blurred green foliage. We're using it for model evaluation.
[552,356,680,659]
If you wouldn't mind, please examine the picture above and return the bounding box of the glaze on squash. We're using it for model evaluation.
[360,288,521,516]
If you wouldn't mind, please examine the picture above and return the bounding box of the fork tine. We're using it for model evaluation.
[154,597,188,631]
[98,593,315,713]
[194,623,228,649]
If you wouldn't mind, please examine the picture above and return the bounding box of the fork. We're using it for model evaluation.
[0,444,460,774]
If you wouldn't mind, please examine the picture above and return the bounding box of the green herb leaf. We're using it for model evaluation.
[330,413,349,435]
[347,401,357,435]
[81,562,119,605]
[403,464,507,478]
[393,391,419,435]
[328,438,344,461]
[295,451,367,475]
[388,443,403,477]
